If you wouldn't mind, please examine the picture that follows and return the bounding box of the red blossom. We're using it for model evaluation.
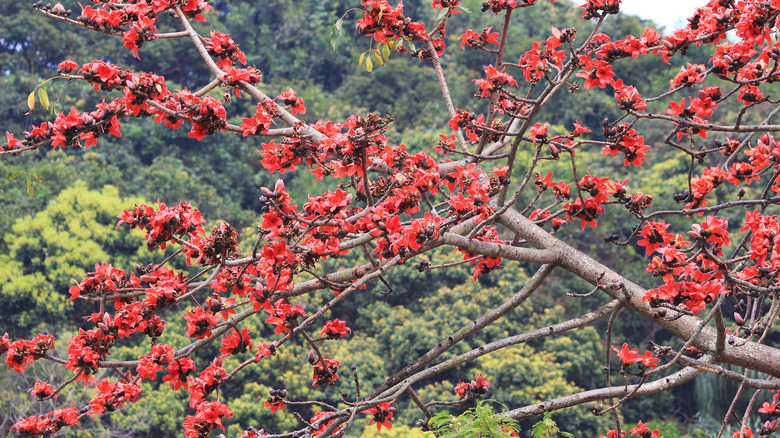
[362,400,396,431]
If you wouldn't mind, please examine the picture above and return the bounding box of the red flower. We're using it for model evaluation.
[454,381,470,398]
[636,221,672,256]
[264,390,286,412]
[163,358,197,391]
[613,343,641,366]
[58,59,79,73]
[613,343,660,369]
[470,373,491,394]
[183,307,219,339]
[362,400,396,431]
[730,427,756,438]
[759,402,778,414]
[637,350,661,369]
[220,328,253,356]
[570,120,591,136]
[529,123,549,146]
[276,88,306,115]
[475,65,518,98]
[29,381,56,400]
[183,401,233,438]
[459,26,500,50]
[576,58,615,89]
[613,79,647,112]
[319,319,351,339]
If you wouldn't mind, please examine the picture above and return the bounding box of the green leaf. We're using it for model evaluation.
[458,4,472,13]
[330,19,344,50]
[436,7,449,21]
[26,90,35,113]
[531,412,570,438]
[26,177,34,198]
[38,87,50,109]
[382,43,391,61]
[371,49,383,66]
[366,56,373,73]
[8,171,22,181]
[408,41,417,52]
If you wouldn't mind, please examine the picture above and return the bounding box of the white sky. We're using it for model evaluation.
[620,0,707,33]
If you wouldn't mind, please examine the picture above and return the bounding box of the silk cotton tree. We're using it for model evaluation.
[3,0,780,437]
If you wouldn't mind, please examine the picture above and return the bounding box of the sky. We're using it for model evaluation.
[619,0,706,33]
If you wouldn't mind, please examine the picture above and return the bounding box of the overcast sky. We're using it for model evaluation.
[620,0,706,32]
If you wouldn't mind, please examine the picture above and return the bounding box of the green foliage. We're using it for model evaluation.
[0,182,146,334]
[425,401,520,438]
[532,412,574,438]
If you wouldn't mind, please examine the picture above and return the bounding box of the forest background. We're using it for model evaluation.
[0,0,765,436]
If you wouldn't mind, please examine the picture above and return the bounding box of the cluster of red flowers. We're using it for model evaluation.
[562,173,615,229]
[756,390,780,435]
[612,343,660,371]
[69,263,130,300]
[459,26,500,50]
[319,319,351,339]
[600,420,660,438]
[10,0,780,435]
[356,1,429,44]
[241,98,282,140]
[453,373,491,397]
[518,32,565,83]
[88,376,142,415]
[475,65,518,98]
[136,343,175,380]
[638,216,736,314]
[480,0,524,14]
[29,381,56,400]
[264,388,286,413]
[580,0,620,20]
[205,31,247,69]
[264,299,306,335]
[117,200,205,250]
[311,357,340,387]
[183,400,233,438]
[188,358,225,405]
[601,120,649,167]
[2,333,55,373]
[185,222,239,266]
[11,406,81,437]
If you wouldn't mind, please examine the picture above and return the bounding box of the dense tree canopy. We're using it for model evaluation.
[3,0,780,437]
